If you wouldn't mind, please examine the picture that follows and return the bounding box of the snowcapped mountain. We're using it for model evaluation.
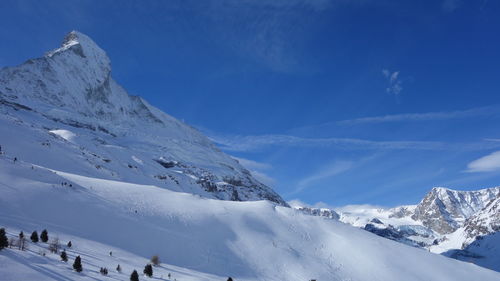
[1,31,500,280]
[0,31,286,206]
[303,186,500,271]
[463,193,500,242]
[412,187,500,234]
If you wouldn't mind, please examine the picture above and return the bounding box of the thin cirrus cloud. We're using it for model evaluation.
[337,105,500,125]
[210,134,444,152]
[466,150,500,173]
[289,160,353,195]
[232,156,276,186]
[209,133,500,153]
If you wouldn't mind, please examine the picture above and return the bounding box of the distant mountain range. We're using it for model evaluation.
[294,186,500,271]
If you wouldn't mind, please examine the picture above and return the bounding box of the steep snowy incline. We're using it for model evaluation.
[0,31,286,206]
[0,157,499,281]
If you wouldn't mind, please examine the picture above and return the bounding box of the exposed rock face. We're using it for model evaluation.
[295,207,340,220]
[412,187,499,234]
[0,31,288,206]
[462,193,500,244]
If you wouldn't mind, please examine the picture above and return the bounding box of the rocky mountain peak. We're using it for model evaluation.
[46,31,111,79]
[0,30,288,207]
[412,186,500,234]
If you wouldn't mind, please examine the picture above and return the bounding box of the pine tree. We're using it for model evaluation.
[67,241,72,248]
[19,231,24,239]
[30,231,39,243]
[130,270,139,281]
[60,250,68,262]
[40,229,49,243]
[73,255,82,272]
[116,264,122,273]
[143,264,153,277]
[0,228,8,250]
[227,278,234,281]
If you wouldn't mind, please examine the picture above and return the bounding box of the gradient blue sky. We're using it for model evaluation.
[2,0,500,207]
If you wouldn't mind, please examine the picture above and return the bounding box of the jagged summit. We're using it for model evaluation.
[0,31,288,206]
[46,31,111,85]
[412,186,499,234]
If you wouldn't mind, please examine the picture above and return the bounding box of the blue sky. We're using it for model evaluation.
[1,0,500,207]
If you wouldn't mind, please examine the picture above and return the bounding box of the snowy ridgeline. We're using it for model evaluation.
[0,31,287,207]
[1,157,499,281]
[291,187,500,273]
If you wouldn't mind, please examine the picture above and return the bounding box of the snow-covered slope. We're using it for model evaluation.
[1,157,499,281]
[305,187,500,272]
[0,31,286,206]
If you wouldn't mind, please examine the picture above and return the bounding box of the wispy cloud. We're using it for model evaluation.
[232,156,276,186]
[337,105,500,125]
[291,160,353,194]
[466,151,500,172]
[211,134,445,152]
[209,133,500,153]
[232,156,272,171]
[199,0,335,73]
[382,69,403,95]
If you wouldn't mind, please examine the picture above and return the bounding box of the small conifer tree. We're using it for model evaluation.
[116,264,122,273]
[227,278,234,281]
[67,241,72,248]
[0,228,8,250]
[130,270,139,281]
[40,229,49,243]
[73,255,82,272]
[30,231,39,243]
[143,264,153,277]
[60,250,68,262]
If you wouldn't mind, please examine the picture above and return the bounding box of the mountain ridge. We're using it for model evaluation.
[0,30,287,206]
[293,185,500,271]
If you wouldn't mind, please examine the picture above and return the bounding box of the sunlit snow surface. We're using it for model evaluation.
[1,31,499,280]
[1,156,499,281]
